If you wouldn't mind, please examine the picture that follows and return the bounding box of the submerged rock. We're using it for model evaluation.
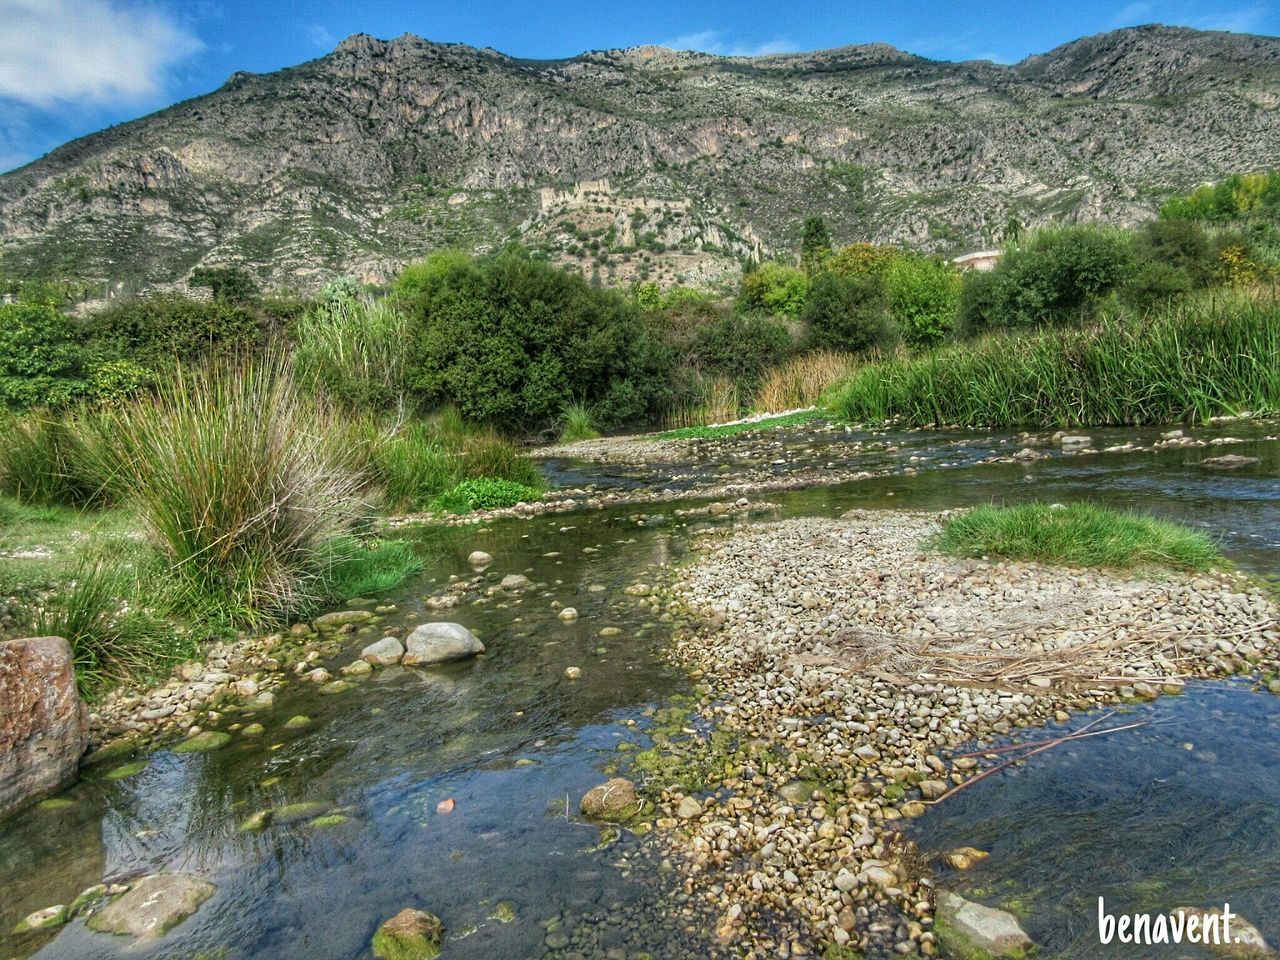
[1203,454,1260,470]
[402,623,484,666]
[500,574,532,591]
[936,890,1033,957]
[467,550,494,570]
[579,777,640,821]
[87,874,216,939]
[172,731,231,754]
[372,907,443,960]
[13,904,68,934]
[0,636,87,817]
[943,846,990,871]
[1170,907,1274,958]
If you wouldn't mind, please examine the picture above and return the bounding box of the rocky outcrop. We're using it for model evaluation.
[0,637,87,818]
[1,26,1277,293]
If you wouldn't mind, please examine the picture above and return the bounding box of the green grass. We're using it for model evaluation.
[932,503,1222,571]
[659,409,823,440]
[829,293,1280,428]
[429,478,543,514]
[323,538,425,600]
[559,401,601,443]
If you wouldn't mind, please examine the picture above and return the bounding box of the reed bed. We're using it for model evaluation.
[830,294,1280,427]
[754,350,857,412]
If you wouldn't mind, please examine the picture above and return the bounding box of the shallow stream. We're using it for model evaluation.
[2,421,1277,959]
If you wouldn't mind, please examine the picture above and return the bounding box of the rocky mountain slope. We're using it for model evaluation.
[1,24,1278,295]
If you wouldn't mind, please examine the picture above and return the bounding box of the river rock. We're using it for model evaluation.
[13,904,68,934]
[1170,907,1274,957]
[361,637,405,666]
[500,574,532,591]
[677,795,703,819]
[1059,434,1092,449]
[1202,455,1260,470]
[0,636,87,817]
[937,890,1033,956]
[372,907,443,960]
[579,777,641,821]
[87,874,216,939]
[558,607,579,621]
[314,610,373,631]
[943,846,990,871]
[467,550,493,570]
[402,623,484,665]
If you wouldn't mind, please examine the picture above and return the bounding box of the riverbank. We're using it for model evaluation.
[637,509,1279,956]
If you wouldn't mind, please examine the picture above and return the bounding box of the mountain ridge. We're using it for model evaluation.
[2,24,1277,296]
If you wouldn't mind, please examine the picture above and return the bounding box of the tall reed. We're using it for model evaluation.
[830,294,1280,428]
[754,350,857,412]
[293,294,412,410]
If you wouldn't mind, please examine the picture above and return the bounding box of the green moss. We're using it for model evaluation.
[489,901,517,923]
[308,813,350,828]
[371,911,444,960]
[172,730,232,753]
[35,797,75,811]
[103,759,148,780]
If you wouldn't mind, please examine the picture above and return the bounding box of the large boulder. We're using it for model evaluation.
[402,623,484,666]
[87,874,216,939]
[936,891,1033,957]
[0,637,87,818]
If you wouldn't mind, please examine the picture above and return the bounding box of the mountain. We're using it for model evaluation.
[1,24,1278,296]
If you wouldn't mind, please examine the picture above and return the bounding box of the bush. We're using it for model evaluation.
[740,262,809,318]
[933,503,1220,571]
[82,294,264,367]
[406,248,670,433]
[825,243,903,282]
[1134,219,1216,287]
[691,313,793,390]
[1122,262,1194,310]
[101,357,364,625]
[801,271,893,352]
[430,478,543,514]
[0,303,89,409]
[964,226,1135,331]
[886,256,961,348]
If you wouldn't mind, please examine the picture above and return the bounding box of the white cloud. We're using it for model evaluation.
[0,0,202,108]
[306,22,336,50]
[659,29,795,58]
[1108,1,1156,27]
[1188,2,1270,31]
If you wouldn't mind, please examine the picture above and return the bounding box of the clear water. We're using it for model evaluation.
[2,423,1277,959]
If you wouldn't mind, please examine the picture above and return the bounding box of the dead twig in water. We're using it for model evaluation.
[952,717,1157,760]
[931,711,1120,805]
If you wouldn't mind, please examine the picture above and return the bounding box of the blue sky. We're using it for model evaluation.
[1,0,1275,173]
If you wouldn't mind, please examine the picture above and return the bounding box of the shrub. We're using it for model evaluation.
[825,243,903,282]
[1122,262,1194,310]
[801,271,893,352]
[82,294,264,367]
[691,313,793,390]
[190,266,259,304]
[101,357,364,625]
[965,226,1136,331]
[886,256,961,348]
[933,503,1220,571]
[740,262,809,318]
[0,303,89,409]
[1134,219,1216,287]
[406,248,670,433]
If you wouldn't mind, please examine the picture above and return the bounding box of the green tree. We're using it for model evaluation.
[740,262,809,318]
[190,266,259,305]
[800,272,892,352]
[800,216,832,273]
[0,304,89,408]
[886,256,961,348]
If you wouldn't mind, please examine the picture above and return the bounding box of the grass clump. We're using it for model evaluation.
[829,294,1280,428]
[559,401,600,443]
[36,560,195,696]
[323,538,424,600]
[933,503,1221,571]
[101,356,364,626]
[430,478,543,514]
[660,409,823,440]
